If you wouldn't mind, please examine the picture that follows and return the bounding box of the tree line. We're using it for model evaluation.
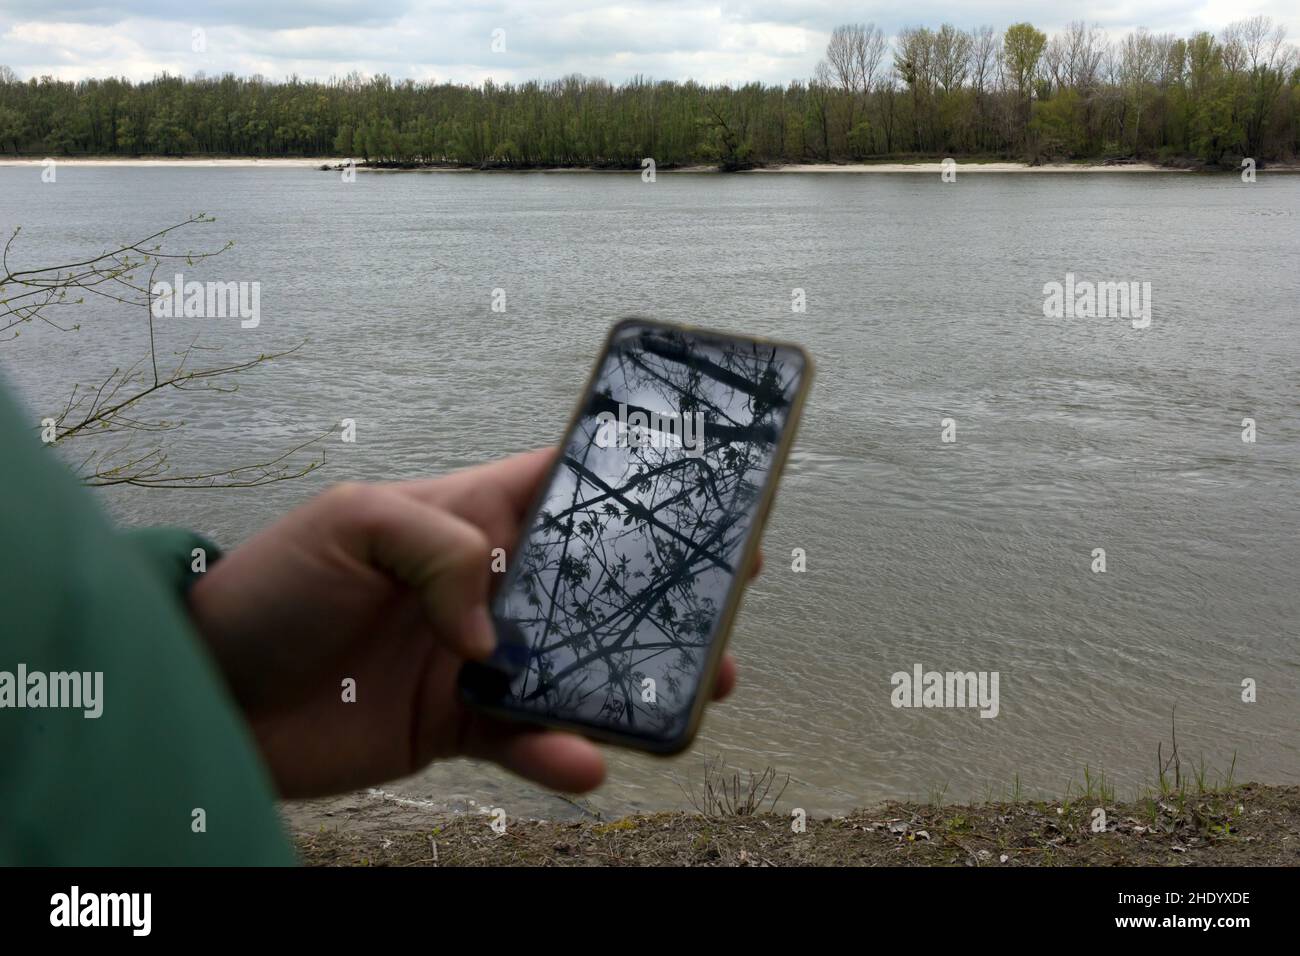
[0,16,1295,168]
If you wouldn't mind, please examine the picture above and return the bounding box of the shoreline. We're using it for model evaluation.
[3,156,1291,173]
[289,782,1299,866]
[0,157,340,168]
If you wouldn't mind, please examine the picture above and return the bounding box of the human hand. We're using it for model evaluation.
[188,449,747,798]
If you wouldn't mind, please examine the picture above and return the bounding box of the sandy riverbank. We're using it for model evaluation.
[755,161,1179,172]
[289,782,1298,866]
[0,157,343,167]
[0,157,1202,172]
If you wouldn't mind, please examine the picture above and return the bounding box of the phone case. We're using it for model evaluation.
[460,316,814,753]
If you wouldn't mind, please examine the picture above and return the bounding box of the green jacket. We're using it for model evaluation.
[0,382,293,864]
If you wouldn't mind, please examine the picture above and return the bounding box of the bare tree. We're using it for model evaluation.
[855,24,890,95]
[806,61,834,161]
[1117,29,1160,149]
[965,26,1001,152]
[1049,21,1108,91]
[1227,16,1297,156]
[821,23,889,154]
[1218,21,1248,76]
[933,24,972,94]
[1237,14,1288,72]
[1043,33,1067,95]
[968,26,1001,95]
[896,27,937,149]
[0,215,329,487]
[824,24,862,95]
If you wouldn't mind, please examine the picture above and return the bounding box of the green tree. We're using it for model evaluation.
[1003,23,1048,146]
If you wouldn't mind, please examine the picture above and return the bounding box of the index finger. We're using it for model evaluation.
[401,446,557,520]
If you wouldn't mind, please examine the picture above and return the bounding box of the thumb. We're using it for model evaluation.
[340,484,497,659]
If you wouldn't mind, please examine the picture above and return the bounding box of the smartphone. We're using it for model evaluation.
[459,318,813,753]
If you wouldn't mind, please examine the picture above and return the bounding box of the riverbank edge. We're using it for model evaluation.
[3,156,1297,173]
[289,782,1298,866]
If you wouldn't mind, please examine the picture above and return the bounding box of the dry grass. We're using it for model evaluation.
[293,783,1299,867]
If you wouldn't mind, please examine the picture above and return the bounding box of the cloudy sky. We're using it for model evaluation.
[2,1,1296,86]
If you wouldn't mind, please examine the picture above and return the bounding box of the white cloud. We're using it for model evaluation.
[1,0,1297,84]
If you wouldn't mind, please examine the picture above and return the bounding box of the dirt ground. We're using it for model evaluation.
[289,782,1298,867]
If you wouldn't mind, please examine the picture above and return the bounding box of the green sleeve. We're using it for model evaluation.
[0,381,294,865]
[120,528,222,597]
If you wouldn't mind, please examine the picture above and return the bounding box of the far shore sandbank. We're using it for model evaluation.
[0,156,1264,173]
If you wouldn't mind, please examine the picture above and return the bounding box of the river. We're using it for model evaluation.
[2,165,1296,818]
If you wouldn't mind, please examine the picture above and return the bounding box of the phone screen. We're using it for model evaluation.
[460,320,808,750]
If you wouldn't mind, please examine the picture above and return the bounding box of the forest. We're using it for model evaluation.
[0,16,1296,169]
